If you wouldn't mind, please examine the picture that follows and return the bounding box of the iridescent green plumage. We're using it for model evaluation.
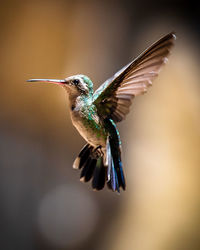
[79,98,107,140]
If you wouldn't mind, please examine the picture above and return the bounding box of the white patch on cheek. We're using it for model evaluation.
[80,79,88,92]
[62,85,78,95]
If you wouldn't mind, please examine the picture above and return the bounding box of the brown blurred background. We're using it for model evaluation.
[0,1,200,250]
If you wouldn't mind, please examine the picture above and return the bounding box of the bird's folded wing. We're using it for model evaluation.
[92,32,176,123]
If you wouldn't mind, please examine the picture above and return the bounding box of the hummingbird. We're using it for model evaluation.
[27,32,176,193]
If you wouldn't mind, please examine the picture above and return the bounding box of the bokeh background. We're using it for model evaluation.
[0,0,200,250]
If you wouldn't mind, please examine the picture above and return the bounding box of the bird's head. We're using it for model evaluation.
[27,74,94,97]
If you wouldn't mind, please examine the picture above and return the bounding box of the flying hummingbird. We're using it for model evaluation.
[27,32,176,193]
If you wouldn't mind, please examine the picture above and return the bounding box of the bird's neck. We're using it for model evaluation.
[68,93,92,112]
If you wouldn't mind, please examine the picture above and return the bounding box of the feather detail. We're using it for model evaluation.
[93,32,176,123]
[74,145,108,191]
[73,157,80,169]
[73,144,91,169]
[80,158,96,182]
[92,157,106,190]
[105,119,126,192]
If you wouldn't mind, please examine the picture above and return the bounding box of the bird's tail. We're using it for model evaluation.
[105,118,126,193]
[73,119,126,193]
[73,144,106,191]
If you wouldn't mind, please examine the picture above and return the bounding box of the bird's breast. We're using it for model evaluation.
[70,105,107,148]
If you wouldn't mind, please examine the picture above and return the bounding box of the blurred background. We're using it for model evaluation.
[0,0,200,250]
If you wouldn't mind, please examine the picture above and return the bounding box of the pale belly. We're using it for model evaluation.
[70,110,107,148]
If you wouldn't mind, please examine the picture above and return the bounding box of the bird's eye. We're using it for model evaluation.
[72,79,80,85]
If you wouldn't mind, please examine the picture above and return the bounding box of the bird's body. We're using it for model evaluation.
[28,32,176,193]
[69,94,107,148]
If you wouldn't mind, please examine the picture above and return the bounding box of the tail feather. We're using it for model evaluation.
[111,144,125,190]
[74,145,106,190]
[106,138,120,192]
[105,118,126,192]
[111,159,120,192]
[73,118,126,193]
[80,158,96,182]
[116,161,126,190]
[79,145,92,169]
[92,157,106,190]
[73,144,92,169]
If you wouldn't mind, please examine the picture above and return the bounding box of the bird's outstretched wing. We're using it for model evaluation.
[93,32,176,122]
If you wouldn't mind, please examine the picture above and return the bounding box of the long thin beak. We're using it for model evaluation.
[27,79,66,85]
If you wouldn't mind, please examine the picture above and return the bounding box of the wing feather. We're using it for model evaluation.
[93,32,176,122]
